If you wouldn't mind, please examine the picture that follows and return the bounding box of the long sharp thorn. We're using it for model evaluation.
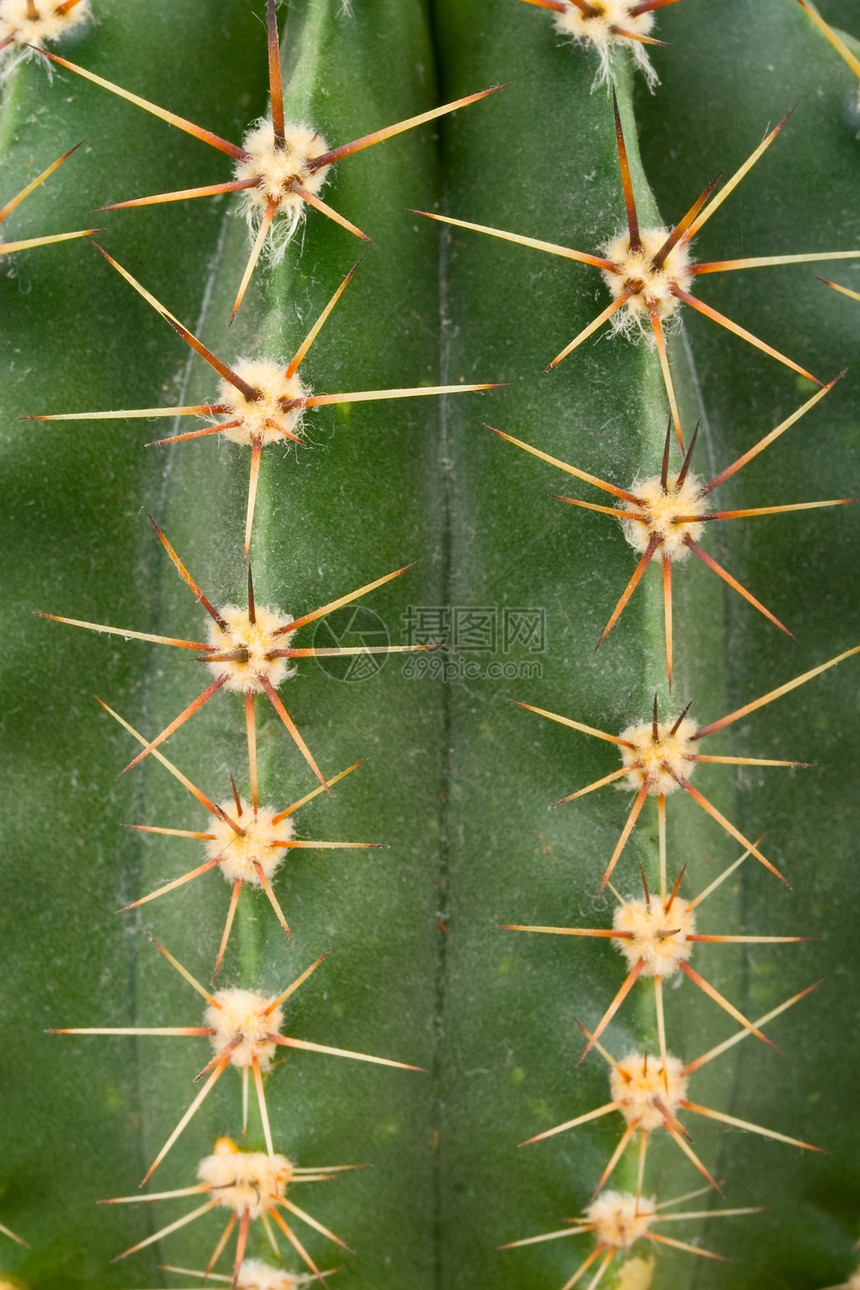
[613,27,667,45]
[412,209,621,271]
[33,49,246,158]
[686,535,796,635]
[245,691,258,814]
[648,301,683,448]
[647,1230,725,1259]
[694,499,857,521]
[91,244,260,401]
[272,1034,424,1070]
[281,1196,353,1251]
[146,932,217,1003]
[702,375,842,495]
[252,1053,275,1162]
[287,259,363,378]
[117,677,229,777]
[669,700,692,736]
[265,951,331,1015]
[664,864,687,914]
[682,1100,824,1152]
[147,422,239,446]
[268,1209,330,1290]
[266,0,285,148]
[291,181,373,241]
[258,674,331,795]
[276,563,417,635]
[685,107,796,241]
[598,783,650,892]
[213,879,242,981]
[578,961,645,1063]
[97,694,232,821]
[120,856,222,912]
[205,1213,238,1280]
[98,178,257,212]
[552,766,633,807]
[230,774,243,816]
[302,382,503,409]
[273,760,365,821]
[680,961,780,1048]
[232,1208,251,1288]
[0,229,102,255]
[245,437,263,560]
[678,420,700,486]
[665,1128,722,1192]
[139,1054,232,1185]
[499,1227,597,1251]
[653,173,721,269]
[547,288,635,370]
[0,140,85,225]
[565,1246,612,1290]
[308,86,508,171]
[652,694,660,742]
[35,612,210,651]
[144,511,228,627]
[231,198,278,323]
[592,1121,639,1198]
[654,976,668,1090]
[660,416,672,490]
[487,424,642,502]
[596,533,661,651]
[820,277,860,303]
[673,772,790,884]
[0,1222,28,1248]
[630,0,686,12]
[512,700,637,747]
[684,981,822,1074]
[521,1101,619,1146]
[671,285,823,385]
[612,92,641,251]
[795,0,860,77]
[692,250,860,275]
[253,860,293,940]
[693,645,860,740]
[663,554,673,688]
[111,1201,218,1260]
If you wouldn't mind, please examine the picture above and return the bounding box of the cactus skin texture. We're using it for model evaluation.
[0,1,859,1288]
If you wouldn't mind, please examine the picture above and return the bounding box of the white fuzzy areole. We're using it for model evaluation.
[237,1261,305,1290]
[198,1137,292,1219]
[601,227,694,332]
[207,602,296,694]
[235,119,330,242]
[218,359,309,448]
[612,896,695,977]
[609,1051,688,1130]
[206,803,295,886]
[552,1,658,87]
[585,1190,656,1250]
[621,472,706,559]
[205,989,284,1070]
[0,0,90,46]
[617,716,698,796]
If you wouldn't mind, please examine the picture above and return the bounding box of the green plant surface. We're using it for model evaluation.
[0,2,857,1289]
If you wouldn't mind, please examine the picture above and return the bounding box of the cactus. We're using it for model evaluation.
[0,1,858,1288]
